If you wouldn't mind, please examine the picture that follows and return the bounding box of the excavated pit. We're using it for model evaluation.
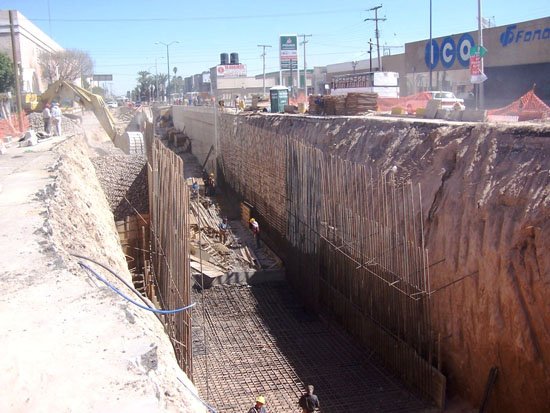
[191,282,430,412]
[174,107,550,412]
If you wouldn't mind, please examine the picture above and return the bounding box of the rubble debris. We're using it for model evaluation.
[27,112,82,136]
[92,154,149,221]
[189,194,259,277]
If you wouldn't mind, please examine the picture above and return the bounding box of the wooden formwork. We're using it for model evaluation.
[116,214,151,296]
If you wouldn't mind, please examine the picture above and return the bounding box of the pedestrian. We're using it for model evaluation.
[250,218,260,248]
[299,385,320,413]
[51,103,62,136]
[218,217,229,245]
[248,396,266,413]
[42,104,51,135]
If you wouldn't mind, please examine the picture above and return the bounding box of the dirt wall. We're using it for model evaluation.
[176,107,550,411]
[45,136,204,412]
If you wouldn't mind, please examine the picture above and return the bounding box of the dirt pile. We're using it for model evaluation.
[217,113,550,412]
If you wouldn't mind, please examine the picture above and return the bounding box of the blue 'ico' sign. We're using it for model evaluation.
[424,39,439,69]
[425,33,475,69]
[440,37,457,68]
[457,33,475,67]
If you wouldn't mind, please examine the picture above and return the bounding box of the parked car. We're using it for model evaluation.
[106,101,118,108]
[427,91,465,110]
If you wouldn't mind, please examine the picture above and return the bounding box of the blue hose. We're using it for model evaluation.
[78,261,195,315]
[177,377,217,412]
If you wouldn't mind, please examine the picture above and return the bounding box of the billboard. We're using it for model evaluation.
[92,74,113,81]
[216,64,247,78]
[280,35,298,70]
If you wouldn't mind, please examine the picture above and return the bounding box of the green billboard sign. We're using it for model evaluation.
[280,34,298,70]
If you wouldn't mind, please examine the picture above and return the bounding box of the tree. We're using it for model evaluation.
[0,52,14,93]
[136,71,152,101]
[172,75,184,95]
[153,73,168,100]
[91,86,105,97]
[39,49,94,84]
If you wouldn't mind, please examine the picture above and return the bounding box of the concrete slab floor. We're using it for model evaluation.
[191,282,431,412]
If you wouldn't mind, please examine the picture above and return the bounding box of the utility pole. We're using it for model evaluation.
[257,44,272,96]
[298,34,312,97]
[8,10,23,132]
[478,0,484,109]
[368,38,374,72]
[365,5,386,71]
[429,0,433,90]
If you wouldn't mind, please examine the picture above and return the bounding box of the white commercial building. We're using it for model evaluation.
[0,10,64,93]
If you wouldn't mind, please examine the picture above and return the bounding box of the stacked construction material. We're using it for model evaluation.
[323,96,347,115]
[308,95,323,115]
[345,92,378,115]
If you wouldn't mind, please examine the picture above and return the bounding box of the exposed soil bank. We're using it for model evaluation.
[0,131,204,412]
[216,113,550,412]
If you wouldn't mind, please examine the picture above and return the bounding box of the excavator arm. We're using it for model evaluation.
[36,80,119,140]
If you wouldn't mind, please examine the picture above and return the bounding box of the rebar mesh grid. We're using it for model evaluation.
[192,283,430,412]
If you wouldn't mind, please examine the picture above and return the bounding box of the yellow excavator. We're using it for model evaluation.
[35,80,119,140]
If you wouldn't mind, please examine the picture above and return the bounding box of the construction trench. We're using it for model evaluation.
[97,106,550,412]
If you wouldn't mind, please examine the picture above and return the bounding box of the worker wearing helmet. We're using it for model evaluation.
[203,171,215,196]
[248,396,266,413]
[250,218,260,248]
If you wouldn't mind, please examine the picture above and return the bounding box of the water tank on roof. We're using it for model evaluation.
[230,53,239,65]
[220,53,229,65]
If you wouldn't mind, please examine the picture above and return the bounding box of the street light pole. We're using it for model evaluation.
[155,41,179,103]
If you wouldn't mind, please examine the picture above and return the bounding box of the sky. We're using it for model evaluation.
[5,0,550,96]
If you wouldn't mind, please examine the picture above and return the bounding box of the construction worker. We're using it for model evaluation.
[206,173,216,196]
[218,218,229,244]
[250,218,260,248]
[51,103,62,136]
[299,385,320,413]
[191,181,199,199]
[42,104,51,135]
[248,396,266,413]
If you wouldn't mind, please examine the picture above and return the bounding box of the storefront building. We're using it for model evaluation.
[403,17,550,108]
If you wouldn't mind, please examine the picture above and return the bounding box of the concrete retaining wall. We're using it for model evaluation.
[172,106,216,173]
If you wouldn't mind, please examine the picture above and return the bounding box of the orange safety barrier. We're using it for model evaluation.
[377,92,432,113]
[0,112,29,142]
[487,90,550,120]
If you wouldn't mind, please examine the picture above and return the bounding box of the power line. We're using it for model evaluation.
[28,8,362,23]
